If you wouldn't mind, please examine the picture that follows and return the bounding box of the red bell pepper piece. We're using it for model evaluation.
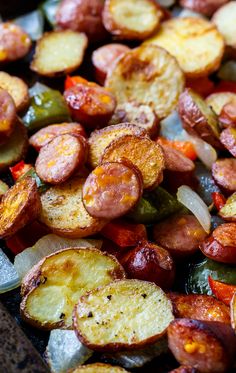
[9,161,33,181]
[157,137,197,161]
[213,80,236,94]
[186,76,215,98]
[212,192,226,211]
[101,220,147,248]
[208,276,236,306]
[65,75,98,90]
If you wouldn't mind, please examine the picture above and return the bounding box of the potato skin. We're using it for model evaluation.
[220,127,236,157]
[120,241,175,289]
[0,88,16,145]
[0,22,31,63]
[56,0,108,43]
[180,0,229,16]
[0,177,41,239]
[212,159,236,193]
[0,71,29,113]
[169,366,198,373]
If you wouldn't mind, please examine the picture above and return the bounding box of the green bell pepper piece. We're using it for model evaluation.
[20,168,48,194]
[128,197,159,224]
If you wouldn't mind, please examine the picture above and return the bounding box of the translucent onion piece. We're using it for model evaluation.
[46,330,93,373]
[177,185,211,233]
[160,110,185,140]
[0,249,20,293]
[179,9,205,18]
[14,10,44,41]
[14,234,103,279]
[182,130,217,169]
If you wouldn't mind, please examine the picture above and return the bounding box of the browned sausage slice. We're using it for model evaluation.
[180,0,229,16]
[82,161,143,219]
[169,366,198,373]
[212,159,236,192]
[35,134,87,184]
[168,293,230,324]
[153,214,208,257]
[160,144,195,172]
[29,122,86,151]
[0,88,16,145]
[168,319,235,373]
[220,127,236,157]
[0,23,31,63]
[92,43,130,85]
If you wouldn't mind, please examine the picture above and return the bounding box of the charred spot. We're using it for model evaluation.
[107,295,112,301]
[121,55,156,82]
[141,293,147,298]
[87,311,93,318]
[41,276,47,284]
[60,313,65,319]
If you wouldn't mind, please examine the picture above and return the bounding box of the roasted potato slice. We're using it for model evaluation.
[219,102,236,128]
[0,22,31,63]
[20,248,125,329]
[219,192,236,221]
[206,92,236,115]
[88,123,148,169]
[0,88,16,145]
[31,31,88,77]
[105,44,184,119]
[178,88,222,149]
[180,0,229,16]
[73,279,174,351]
[230,292,236,331]
[102,0,163,40]
[212,2,236,51]
[145,17,224,78]
[71,363,128,373]
[39,177,107,238]
[0,179,9,197]
[101,135,165,190]
[0,177,41,239]
[0,71,29,112]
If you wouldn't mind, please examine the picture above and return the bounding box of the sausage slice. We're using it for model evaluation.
[36,134,87,184]
[82,161,143,219]
[220,127,236,157]
[0,88,16,145]
[160,144,195,172]
[212,159,236,192]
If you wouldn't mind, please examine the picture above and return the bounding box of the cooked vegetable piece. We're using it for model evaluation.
[220,127,236,156]
[219,192,236,221]
[105,44,185,119]
[31,30,88,77]
[14,9,44,41]
[194,162,221,206]
[109,102,159,138]
[14,234,102,280]
[102,0,163,40]
[168,319,236,372]
[217,61,236,83]
[101,220,147,248]
[0,177,41,239]
[145,17,224,78]
[212,159,236,192]
[169,366,198,373]
[160,144,195,172]
[92,44,130,85]
[211,192,226,211]
[231,293,236,330]
[208,276,236,306]
[73,279,174,351]
[186,258,236,295]
[40,177,107,238]
[56,0,108,43]
[20,167,48,194]
[186,76,214,98]
[153,214,207,257]
[20,248,125,329]
[0,22,31,63]
[0,249,20,294]
[71,363,128,373]
[127,197,158,224]
[121,241,175,289]
[0,180,9,197]
[88,123,147,169]
[214,80,236,94]
[212,2,236,51]
[178,89,221,149]
[36,134,87,184]
[180,0,229,16]
[83,162,142,219]
[0,119,28,173]
[46,329,93,373]
[0,72,29,112]
[101,135,164,190]
[41,0,63,27]
[206,92,236,115]
[0,88,16,145]
[219,102,236,128]
[157,138,197,161]
[22,86,70,132]
[64,83,116,129]
[168,293,230,323]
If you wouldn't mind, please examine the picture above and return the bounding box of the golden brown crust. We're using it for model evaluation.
[0,177,41,239]
[101,134,165,190]
[0,71,29,112]
[230,292,236,331]
[206,92,236,115]
[70,363,128,373]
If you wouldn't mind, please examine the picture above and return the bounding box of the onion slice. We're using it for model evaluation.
[0,249,20,293]
[14,234,103,280]
[177,185,211,233]
[46,330,93,373]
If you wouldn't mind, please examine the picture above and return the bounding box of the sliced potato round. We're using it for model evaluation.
[219,192,236,222]
[212,2,236,51]
[0,71,29,112]
[0,177,41,239]
[206,92,236,115]
[31,31,88,77]
[73,279,174,351]
[101,135,165,189]
[88,123,148,169]
[145,17,224,78]
[0,119,28,173]
[71,363,128,372]
[20,248,125,329]
[105,44,184,119]
[39,177,108,238]
[102,0,163,40]
[231,292,236,331]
